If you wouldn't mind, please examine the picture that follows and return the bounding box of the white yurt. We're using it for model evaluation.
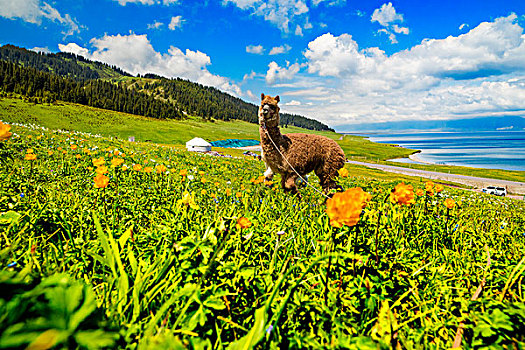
[186,137,212,152]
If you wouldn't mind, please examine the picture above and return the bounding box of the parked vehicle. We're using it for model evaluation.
[482,186,507,196]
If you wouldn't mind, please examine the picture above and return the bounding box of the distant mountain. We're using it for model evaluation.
[0,44,333,131]
[338,116,525,133]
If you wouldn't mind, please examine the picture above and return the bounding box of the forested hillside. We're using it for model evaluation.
[0,44,333,131]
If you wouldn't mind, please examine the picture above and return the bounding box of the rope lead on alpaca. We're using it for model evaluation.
[262,123,330,199]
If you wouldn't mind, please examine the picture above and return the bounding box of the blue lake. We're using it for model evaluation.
[359,131,525,172]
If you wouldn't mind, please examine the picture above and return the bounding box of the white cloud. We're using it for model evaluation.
[295,24,303,36]
[168,15,184,30]
[31,46,51,53]
[459,23,469,30]
[147,20,164,29]
[222,0,310,35]
[246,45,264,54]
[371,2,409,44]
[269,44,291,55]
[0,0,41,23]
[266,61,302,84]
[280,14,525,126]
[0,0,81,37]
[371,2,403,27]
[59,33,242,97]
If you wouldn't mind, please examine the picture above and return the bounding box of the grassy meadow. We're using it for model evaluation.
[1,116,525,349]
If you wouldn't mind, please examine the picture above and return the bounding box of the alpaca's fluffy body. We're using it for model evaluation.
[259,93,345,194]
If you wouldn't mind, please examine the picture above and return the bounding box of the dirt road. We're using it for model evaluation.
[346,160,525,198]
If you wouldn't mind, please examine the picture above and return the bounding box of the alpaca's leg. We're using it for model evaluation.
[316,166,342,193]
[281,174,299,195]
[264,166,274,181]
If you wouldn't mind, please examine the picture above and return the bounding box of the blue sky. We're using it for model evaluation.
[1,0,525,130]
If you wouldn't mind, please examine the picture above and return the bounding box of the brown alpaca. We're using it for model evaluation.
[259,93,345,195]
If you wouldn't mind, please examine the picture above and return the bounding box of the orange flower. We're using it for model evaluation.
[236,217,252,230]
[390,182,415,206]
[326,187,372,228]
[201,177,207,184]
[133,164,142,171]
[179,169,188,177]
[26,148,34,153]
[338,167,349,178]
[96,166,108,174]
[144,166,153,173]
[47,150,54,156]
[92,157,105,167]
[25,153,37,161]
[0,121,12,142]
[236,192,242,198]
[156,164,167,173]
[76,154,81,159]
[416,188,425,196]
[435,184,444,193]
[71,144,78,150]
[111,158,124,167]
[444,198,455,209]
[226,188,232,196]
[425,181,434,192]
[121,165,128,171]
[94,174,109,188]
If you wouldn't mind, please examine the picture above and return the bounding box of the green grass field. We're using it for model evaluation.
[1,121,524,349]
[4,96,525,184]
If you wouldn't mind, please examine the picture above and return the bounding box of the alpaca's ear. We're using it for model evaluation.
[261,93,265,101]
[275,95,280,103]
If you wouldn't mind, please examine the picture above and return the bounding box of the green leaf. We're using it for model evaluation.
[0,211,21,225]
[75,329,118,349]
[227,306,268,350]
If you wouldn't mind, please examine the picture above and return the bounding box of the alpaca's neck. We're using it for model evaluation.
[260,120,283,145]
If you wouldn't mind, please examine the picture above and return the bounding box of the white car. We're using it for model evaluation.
[482,186,507,196]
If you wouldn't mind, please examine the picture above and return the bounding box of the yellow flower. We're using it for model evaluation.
[25,153,37,161]
[111,158,124,167]
[76,154,81,159]
[338,167,349,178]
[133,164,142,171]
[92,157,105,167]
[94,174,109,188]
[0,121,12,142]
[444,198,455,209]
[47,150,53,156]
[27,148,34,153]
[390,182,415,206]
[214,182,220,187]
[156,164,167,173]
[201,189,207,195]
[178,191,199,210]
[326,187,372,228]
[121,165,128,171]
[226,188,232,196]
[236,217,252,230]
[201,177,207,184]
[199,171,205,176]
[96,166,108,174]
[435,184,444,193]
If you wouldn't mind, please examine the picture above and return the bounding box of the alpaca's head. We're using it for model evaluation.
[259,93,280,126]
